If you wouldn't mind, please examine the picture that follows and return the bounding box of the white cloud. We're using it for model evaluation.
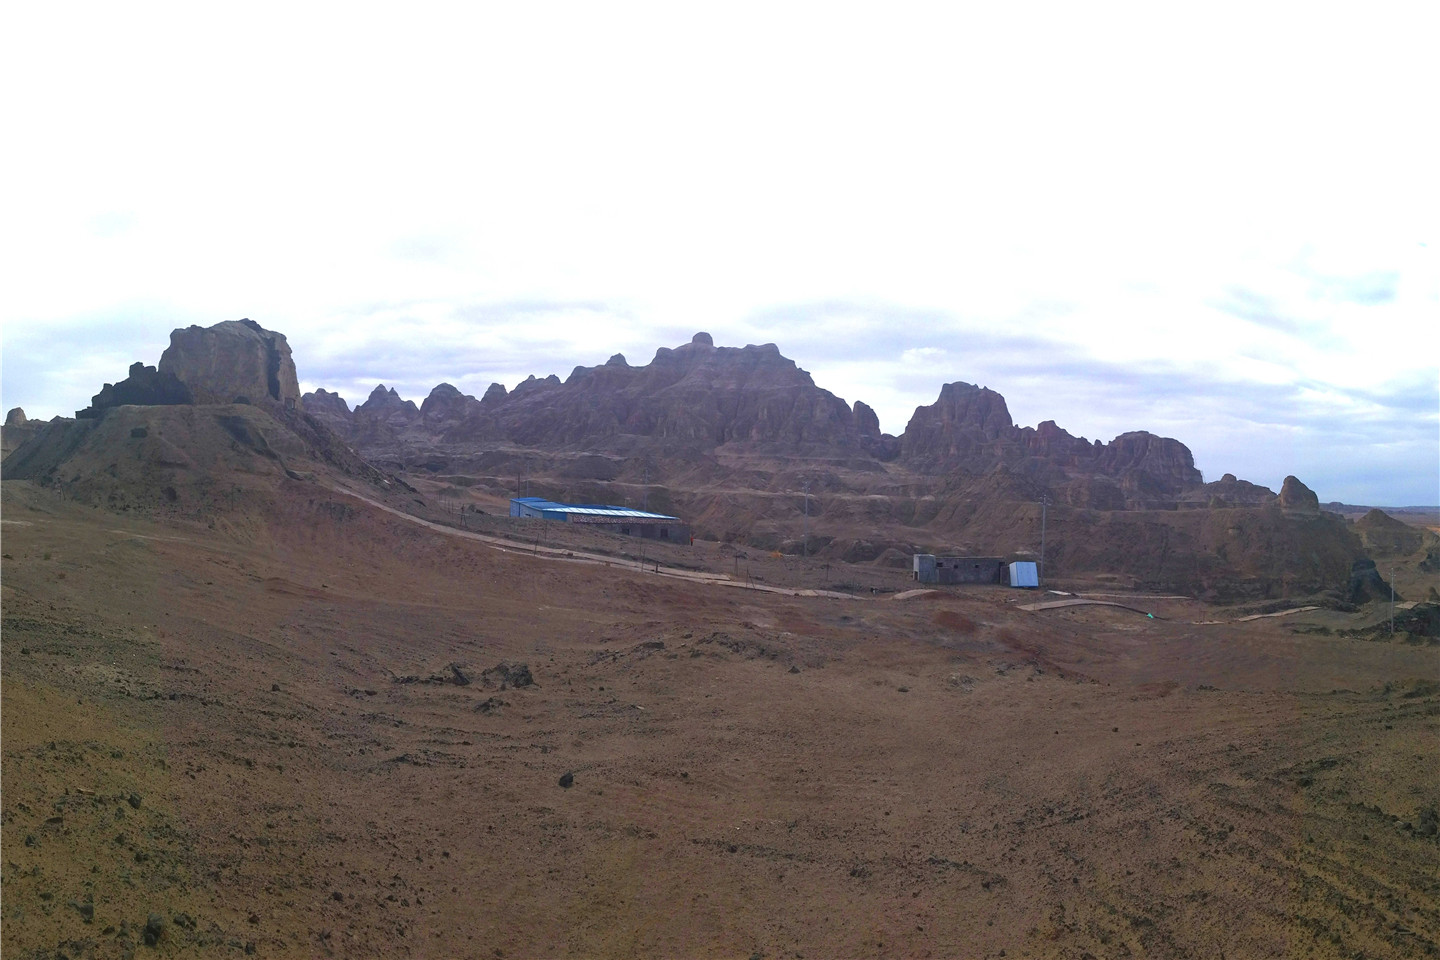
[2,3,1435,504]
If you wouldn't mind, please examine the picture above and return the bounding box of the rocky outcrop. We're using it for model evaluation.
[853,401,880,437]
[1,408,45,461]
[896,382,1201,505]
[900,382,1014,468]
[1094,432,1201,492]
[76,362,194,418]
[1192,473,1276,507]
[1277,475,1320,514]
[158,319,301,409]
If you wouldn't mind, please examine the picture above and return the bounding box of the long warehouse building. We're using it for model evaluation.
[509,497,690,542]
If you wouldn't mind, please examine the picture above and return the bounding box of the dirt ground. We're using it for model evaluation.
[3,479,1438,959]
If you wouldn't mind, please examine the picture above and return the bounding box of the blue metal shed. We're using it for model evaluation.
[1008,561,1039,588]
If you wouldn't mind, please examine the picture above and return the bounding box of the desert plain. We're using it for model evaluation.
[2,472,1437,959]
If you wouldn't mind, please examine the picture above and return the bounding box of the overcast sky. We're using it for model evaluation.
[4,4,1436,505]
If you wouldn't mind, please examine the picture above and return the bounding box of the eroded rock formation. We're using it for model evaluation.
[77,362,194,418]
[158,319,301,409]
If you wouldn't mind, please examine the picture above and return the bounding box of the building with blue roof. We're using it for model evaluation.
[509,497,690,543]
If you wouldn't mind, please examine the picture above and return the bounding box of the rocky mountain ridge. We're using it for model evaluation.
[305,332,1220,509]
[0,320,1399,602]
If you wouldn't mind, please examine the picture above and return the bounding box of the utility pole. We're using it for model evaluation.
[1039,495,1050,587]
[802,478,811,560]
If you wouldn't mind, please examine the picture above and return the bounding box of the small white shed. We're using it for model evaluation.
[1008,561,1039,588]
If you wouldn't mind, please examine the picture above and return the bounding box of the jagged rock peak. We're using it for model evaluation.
[605,353,628,367]
[1278,475,1320,513]
[5,407,27,427]
[481,382,508,403]
[303,388,350,415]
[420,383,480,420]
[512,374,561,398]
[357,384,419,418]
[691,332,714,346]
[158,318,301,409]
[300,388,351,423]
[420,382,459,413]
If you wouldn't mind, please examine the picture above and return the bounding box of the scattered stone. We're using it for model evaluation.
[271,683,280,692]
[173,912,196,930]
[128,793,142,809]
[483,661,534,690]
[24,833,38,847]
[144,912,167,946]
[331,891,344,902]
[474,697,506,714]
[448,663,471,686]
[558,772,574,789]
[789,665,800,674]
[70,899,94,923]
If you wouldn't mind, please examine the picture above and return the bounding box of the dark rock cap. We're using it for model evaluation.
[1278,475,1320,512]
[76,362,194,418]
